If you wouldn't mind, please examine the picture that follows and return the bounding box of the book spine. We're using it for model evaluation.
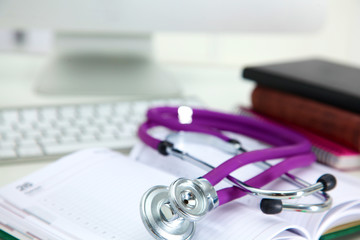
[251,86,360,151]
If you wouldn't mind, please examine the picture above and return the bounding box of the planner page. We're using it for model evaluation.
[0,149,175,240]
[272,164,360,239]
[0,148,309,240]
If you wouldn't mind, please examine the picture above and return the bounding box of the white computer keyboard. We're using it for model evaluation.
[0,98,201,163]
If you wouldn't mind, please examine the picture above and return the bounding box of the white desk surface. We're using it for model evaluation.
[1,52,360,187]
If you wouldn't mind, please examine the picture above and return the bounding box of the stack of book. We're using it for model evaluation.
[242,59,360,171]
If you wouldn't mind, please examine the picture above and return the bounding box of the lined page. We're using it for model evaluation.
[0,149,175,239]
[271,164,360,239]
[197,201,309,240]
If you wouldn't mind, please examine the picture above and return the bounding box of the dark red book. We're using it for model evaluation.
[251,86,360,151]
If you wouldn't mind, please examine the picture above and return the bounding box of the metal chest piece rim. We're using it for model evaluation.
[140,185,195,240]
[140,177,218,240]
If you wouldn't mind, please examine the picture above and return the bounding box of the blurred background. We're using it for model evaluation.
[1,0,360,178]
[0,0,358,111]
[1,0,359,66]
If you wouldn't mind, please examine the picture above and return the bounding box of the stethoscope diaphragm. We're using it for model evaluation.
[140,185,195,240]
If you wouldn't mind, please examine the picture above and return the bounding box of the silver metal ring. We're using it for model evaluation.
[168,178,218,222]
[140,186,195,240]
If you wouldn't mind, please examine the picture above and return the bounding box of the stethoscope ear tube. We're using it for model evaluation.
[260,172,337,214]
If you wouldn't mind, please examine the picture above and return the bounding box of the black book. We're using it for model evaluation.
[242,58,360,114]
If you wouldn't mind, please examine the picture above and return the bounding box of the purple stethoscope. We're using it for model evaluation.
[138,106,336,240]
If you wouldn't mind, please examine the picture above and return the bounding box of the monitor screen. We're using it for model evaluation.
[0,0,325,32]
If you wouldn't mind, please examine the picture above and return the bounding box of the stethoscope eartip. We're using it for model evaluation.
[317,174,337,192]
[140,185,195,240]
[260,198,283,214]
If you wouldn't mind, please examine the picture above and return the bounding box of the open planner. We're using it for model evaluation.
[0,132,360,240]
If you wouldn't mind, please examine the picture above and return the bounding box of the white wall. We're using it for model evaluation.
[1,0,359,67]
[0,30,52,53]
[154,0,360,67]
[0,30,15,51]
[348,1,360,65]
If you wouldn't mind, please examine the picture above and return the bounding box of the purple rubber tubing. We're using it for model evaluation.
[138,107,316,205]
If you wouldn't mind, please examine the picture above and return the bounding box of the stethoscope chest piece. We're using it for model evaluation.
[140,185,195,240]
[140,178,219,240]
[168,178,219,221]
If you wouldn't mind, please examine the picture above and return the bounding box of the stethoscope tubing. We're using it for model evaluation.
[146,107,308,145]
[140,107,308,152]
[215,153,316,205]
[166,145,331,212]
[138,106,317,206]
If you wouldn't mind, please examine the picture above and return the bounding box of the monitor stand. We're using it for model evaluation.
[35,32,181,97]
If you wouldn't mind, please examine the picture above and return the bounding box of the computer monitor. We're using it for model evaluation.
[0,0,326,97]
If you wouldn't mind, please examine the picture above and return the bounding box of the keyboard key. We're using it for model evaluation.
[58,135,78,144]
[78,105,95,117]
[92,117,110,126]
[2,131,22,141]
[97,132,117,141]
[96,104,113,116]
[62,127,82,136]
[59,106,77,119]
[102,126,118,133]
[14,121,34,130]
[0,149,17,159]
[82,126,100,133]
[72,118,91,127]
[55,120,73,130]
[1,110,19,123]
[35,121,53,130]
[19,109,39,122]
[38,136,58,146]
[120,122,137,132]
[0,140,16,149]
[23,131,42,139]
[43,129,62,138]
[17,145,42,157]
[0,124,12,132]
[109,115,126,124]
[40,107,58,121]
[17,139,38,147]
[128,115,145,124]
[114,103,130,115]
[132,101,149,114]
[79,134,96,142]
